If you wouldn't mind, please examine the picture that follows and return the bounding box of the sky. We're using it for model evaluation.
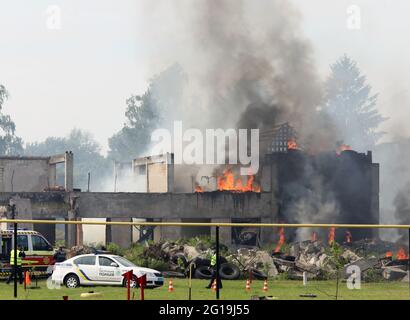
[0,0,409,153]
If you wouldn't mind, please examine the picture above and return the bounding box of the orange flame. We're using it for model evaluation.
[311,232,317,242]
[274,228,285,253]
[385,251,393,258]
[328,227,335,246]
[217,169,261,193]
[396,248,409,260]
[195,185,204,193]
[336,144,352,155]
[287,139,298,150]
[345,231,352,244]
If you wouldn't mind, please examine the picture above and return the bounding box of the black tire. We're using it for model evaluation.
[219,256,228,264]
[170,253,188,267]
[250,269,268,280]
[123,275,139,288]
[219,263,240,280]
[192,257,211,267]
[64,273,80,288]
[194,265,213,279]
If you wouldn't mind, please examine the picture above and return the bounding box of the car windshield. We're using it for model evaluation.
[114,256,136,267]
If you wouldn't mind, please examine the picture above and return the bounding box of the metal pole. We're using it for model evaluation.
[2,220,410,229]
[335,269,339,300]
[215,226,220,300]
[140,282,145,301]
[87,172,91,192]
[12,204,18,298]
[188,263,193,300]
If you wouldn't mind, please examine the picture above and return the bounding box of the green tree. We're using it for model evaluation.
[108,92,160,160]
[25,129,111,191]
[0,84,23,155]
[108,64,186,160]
[323,55,387,151]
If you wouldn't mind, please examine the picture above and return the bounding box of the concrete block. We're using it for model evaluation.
[65,210,77,248]
[64,151,74,191]
[107,218,133,248]
[13,198,33,230]
[160,219,182,241]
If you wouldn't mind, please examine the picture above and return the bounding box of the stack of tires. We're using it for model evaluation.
[168,253,268,280]
[191,257,241,280]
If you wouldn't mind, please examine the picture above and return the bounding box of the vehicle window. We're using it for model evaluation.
[16,235,29,251]
[1,238,11,257]
[74,256,96,266]
[31,235,51,251]
[114,256,136,267]
[99,256,117,267]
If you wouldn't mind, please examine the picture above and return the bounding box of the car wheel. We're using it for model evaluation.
[124,275,139,288]
[65,274,80,288]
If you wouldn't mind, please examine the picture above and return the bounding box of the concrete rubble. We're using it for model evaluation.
[67,238,409,282]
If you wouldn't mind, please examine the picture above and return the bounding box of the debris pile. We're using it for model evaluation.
[271,239,409,282]
[67,238,409,282]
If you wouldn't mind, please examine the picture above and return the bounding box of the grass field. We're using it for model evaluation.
[0,278,409,300]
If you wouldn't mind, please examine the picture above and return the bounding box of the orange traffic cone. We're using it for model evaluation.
[168,278,174,292]
[25,271,31,286]
[262,280,268,292]
[245,279,251,291]
[212,279,217,292]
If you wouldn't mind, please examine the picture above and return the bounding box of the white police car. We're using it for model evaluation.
[51,254,164,288]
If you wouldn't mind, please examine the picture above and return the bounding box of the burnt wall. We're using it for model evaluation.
[0,192,69,219]
[265,149,379,240]
[74,191,274,219]
[0,191,274,221]
[0,158,50,192]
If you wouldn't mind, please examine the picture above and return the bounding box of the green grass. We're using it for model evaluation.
[0,279,409,300]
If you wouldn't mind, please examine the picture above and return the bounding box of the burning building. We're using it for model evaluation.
[0,126,380,248]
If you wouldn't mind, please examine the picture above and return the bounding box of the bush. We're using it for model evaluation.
[106,243,125,256]
[121,243,169,271]
[363,268,384,282]
[55,240,65,248]
[274,272,291,281]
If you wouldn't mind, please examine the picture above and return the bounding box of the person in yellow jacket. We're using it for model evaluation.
[6,245,26,285]
[206,250,223,289]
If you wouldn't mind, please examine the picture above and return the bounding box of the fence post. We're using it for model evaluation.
[11,204,18,299]
[216,226,220,300]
